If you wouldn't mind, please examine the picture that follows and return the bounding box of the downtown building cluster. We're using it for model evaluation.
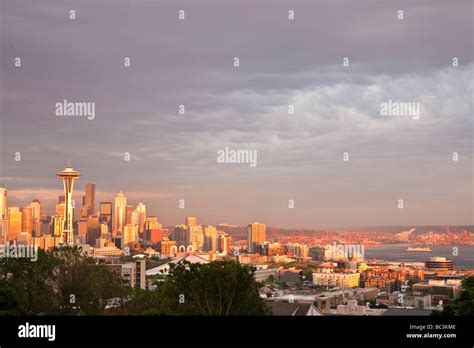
[0,165,471,315]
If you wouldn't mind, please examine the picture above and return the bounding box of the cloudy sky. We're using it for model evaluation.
[1,0,472,228]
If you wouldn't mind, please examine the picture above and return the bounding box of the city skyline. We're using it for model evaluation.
[1,171,473,230]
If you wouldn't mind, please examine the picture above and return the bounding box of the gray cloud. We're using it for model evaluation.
[1,0,472,228]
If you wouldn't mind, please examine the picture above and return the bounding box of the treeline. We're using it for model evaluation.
[0,247,270,316]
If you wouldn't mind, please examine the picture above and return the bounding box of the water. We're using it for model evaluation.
[363,244,474,269]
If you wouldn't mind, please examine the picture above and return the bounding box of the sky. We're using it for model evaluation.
[1,0,473,228]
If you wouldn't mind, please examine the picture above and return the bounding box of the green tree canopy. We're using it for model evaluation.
[155,260,270,315]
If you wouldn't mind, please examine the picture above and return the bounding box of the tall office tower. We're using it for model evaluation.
[99,202,113,232]
[86,215,101,245]
[218,231,231,254]
[0,188,7,220]
[247,222,266,253]
[55,202,65,217]
[8,208,22,241]
[113,191,127,237]
[56,164,80,245]
[21,206,33,234]
[171,224,188,248]
[144,216,159,229]
[83,183,96,215]
[78,216,88,240]
[131,210,139,226]
[126,205,134,225]
[53,216,65,237]
[79,206,89,219]
[186,216,198,227]
[0,188,7,243]
[39,215,52,236]
[188,225,204,251]
[30,200,41,237]
[1,219,8,244]
[136,203,146,234]
[100,222,109,237]
[204,225,217,252]
[123,224,138,245]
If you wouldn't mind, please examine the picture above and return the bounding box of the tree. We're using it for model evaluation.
[0,246,130,315]
[0,285,23,315]
[156,260,271,315]
[53,246,131,315]
[124,288,163,315]
[0,248,59,315]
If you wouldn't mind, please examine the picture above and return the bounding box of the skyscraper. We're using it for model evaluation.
[99,202,113,232]
[56,164,80,245]
[247,222,266,253]
[123,224,138,245]
[0,188,7,220]
[188,225,204,251]
[136,202,146,234]
[126,205,134,225]
[21,206,33,234]
[204,225,217,252]
[113,191,127,237]
[0,188,7,242]
[7,208,22,241]
[30,200,41,237]
[83,182,96,215]
[218,231,231,254]
[171,224,188,248]
[186,216,198,227]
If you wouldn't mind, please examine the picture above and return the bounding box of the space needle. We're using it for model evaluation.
[57,163,80,245]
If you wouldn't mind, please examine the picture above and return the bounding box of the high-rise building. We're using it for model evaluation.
[21,206,33,234]
[56,164,80,245]
[39,215,52,236]
[126,205,134,225]
[113,191,127,237]
[186,216,198,227]
[144,216,162,243]
[131,210,140,226]
[218,231,231,254]
[136,203,146,234]
[204,225,217,252]
[8,208,22,241]
[30,200,41,237]
[171,224,188,248]
[0,188,6,243]
[158,237,176,255]
[247,222,266,253]
[188,225,204,251]
[78,216,88,242]
[55,202,66,217]
[83,183,96,215]
[99,202,113,232]
[123,224,138,245]
[0,188,7,220]
[86,215,101,245]
[53,216,65,238]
